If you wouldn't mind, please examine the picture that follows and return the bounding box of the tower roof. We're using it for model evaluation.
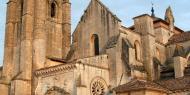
[165,6,175,23]
[151,2,155,17]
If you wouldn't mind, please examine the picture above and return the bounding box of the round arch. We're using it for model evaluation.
[45,86,70,95]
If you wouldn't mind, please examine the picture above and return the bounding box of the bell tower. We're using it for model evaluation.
[32,0,71,94]
[0,0,71,95]
[0,0,35,94]
[33,0,71,71]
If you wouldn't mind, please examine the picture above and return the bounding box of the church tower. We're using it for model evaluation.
[0,0,71,95]
[33,0,71,70]
[165,6,175,32]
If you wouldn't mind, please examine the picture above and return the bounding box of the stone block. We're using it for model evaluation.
[0,84,9,95]
[11,80,31,95]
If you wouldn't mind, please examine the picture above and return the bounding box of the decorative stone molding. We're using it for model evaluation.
[35,64,77,77]
[35,54,109,77]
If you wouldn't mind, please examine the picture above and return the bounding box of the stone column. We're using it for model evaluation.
[11,0,34,94]
[2,0,17,82]
[62,0,71,59]
[1,1,21,95]
[19,0,34,81]
[33,0,46,72]
[32,0,47,94]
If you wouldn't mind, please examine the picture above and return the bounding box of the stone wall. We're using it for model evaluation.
[35,54,110,95]
[154,24,173,44]
[75,55,109,95]
[72,0,121,59]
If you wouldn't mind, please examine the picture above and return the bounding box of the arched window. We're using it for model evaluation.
[50,2,56,17]
[134,41,141,61]
[91,34,99,55]
[20,0,24,24]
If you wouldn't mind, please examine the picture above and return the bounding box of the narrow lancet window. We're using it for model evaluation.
[91,34,99,56]
[21,0,24,16]
[51,2,56,17]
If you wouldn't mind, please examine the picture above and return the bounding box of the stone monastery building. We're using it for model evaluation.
[0,0,190,95]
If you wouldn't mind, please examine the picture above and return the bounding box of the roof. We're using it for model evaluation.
[129,15,184,33]
[133,14,151,19]
[114,79,168,93]
[153,17,184,33]
[156,76,190,93]
[47,57,67,63]
[114,76,190,94]
[168,32,190,45]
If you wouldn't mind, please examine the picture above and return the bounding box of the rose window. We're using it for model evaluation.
[91,77,107,95]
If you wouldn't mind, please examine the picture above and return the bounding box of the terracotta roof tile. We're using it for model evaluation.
[114,77,190,93]
[168,32,190,45]
[114,79,168,93]
[156,76,190,92]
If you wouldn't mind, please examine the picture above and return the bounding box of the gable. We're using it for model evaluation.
[73,0,121,34]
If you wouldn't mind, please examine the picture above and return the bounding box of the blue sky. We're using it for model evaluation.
[0,0,189,66]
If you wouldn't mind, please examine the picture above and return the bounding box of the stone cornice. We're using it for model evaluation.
[76,54,109,70]
[35,63,77,77]
[76,61,109,70]
[35,55,109,77]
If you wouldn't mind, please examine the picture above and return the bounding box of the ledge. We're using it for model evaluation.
[35,63,77,77]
